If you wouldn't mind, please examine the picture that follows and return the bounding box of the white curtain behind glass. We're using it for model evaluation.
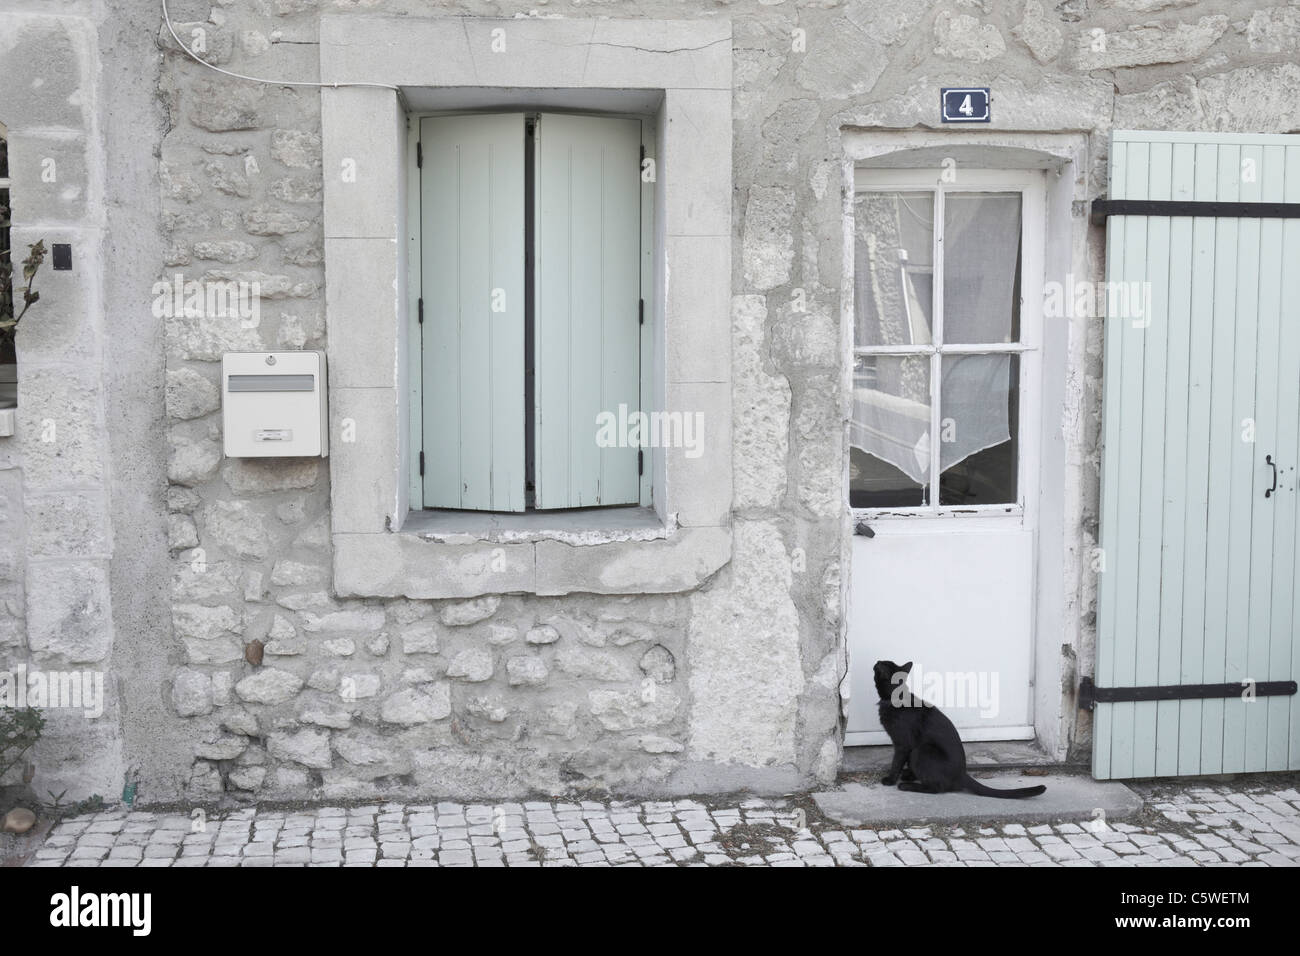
[852,192,1020,487]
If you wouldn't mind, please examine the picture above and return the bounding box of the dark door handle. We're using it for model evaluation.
[854,520,875,538]
[1266,455,1278,498]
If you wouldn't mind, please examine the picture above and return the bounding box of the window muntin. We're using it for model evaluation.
[851,180,1031,512]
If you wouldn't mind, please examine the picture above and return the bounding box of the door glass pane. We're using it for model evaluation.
[938,354,1018,505]
[850,354,931,507]
[854,192,934,347]
[942,193,1021,344]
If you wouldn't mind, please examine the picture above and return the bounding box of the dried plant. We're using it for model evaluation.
[0,239,46,354]
[0,706,44,783]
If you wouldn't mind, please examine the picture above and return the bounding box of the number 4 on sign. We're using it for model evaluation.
[959,95,974,116]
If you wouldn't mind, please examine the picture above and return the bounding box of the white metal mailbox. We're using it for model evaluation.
[221,351,328,458]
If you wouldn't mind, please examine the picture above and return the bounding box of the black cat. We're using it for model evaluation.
[874,660,1046,799]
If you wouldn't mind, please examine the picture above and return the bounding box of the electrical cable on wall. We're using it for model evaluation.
[161,0,408,109]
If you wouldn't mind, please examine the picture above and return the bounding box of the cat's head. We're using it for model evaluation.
[873,659,913,700]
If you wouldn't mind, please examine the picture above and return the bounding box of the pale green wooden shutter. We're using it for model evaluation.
[420,114,526,511]
[533,113,643,509]
[1094,130,1300,779]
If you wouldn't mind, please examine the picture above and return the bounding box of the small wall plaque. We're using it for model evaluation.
[941,88,991,124]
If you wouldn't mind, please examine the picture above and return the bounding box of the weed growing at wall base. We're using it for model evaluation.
[0,704,44,781]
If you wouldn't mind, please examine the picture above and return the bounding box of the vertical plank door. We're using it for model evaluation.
[1094,130,1300,778]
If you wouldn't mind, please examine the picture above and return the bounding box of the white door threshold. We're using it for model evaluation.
[845,725,1036,748]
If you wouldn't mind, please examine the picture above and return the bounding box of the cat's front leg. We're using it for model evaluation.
[882,747,910,786]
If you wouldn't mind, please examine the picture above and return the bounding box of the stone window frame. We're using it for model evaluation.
[319,16,734,599]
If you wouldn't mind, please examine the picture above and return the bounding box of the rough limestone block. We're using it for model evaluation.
[235,668,304,705]
[25,562,111,664]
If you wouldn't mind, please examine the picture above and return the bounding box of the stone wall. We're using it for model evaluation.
[0,2,128,801]
[6,0,1300,805]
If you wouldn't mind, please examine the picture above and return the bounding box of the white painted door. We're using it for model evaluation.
[845,169,1045,745]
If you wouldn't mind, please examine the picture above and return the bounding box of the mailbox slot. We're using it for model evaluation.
[227,374,316,392]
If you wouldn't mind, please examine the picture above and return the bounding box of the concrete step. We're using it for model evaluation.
[813,773,1144,827]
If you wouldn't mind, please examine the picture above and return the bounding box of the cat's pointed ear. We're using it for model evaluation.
[901,661,913,674]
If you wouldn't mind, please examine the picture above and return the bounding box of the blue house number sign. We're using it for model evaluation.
[941,88,991,123]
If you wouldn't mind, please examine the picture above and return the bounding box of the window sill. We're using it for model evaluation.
[853,505,1024,519]
[400,506,670,544]
[333,519,731,599]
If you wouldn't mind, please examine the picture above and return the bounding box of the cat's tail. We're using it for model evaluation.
[962,774,1046,799]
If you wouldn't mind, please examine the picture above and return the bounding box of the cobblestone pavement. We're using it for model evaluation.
[23,780,1300,867]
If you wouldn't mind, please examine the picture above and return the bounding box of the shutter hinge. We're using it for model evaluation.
[638,449,644,476]
[416,141,422,168]
[419,451,425,477]
[638,299,644,326]
[418,298,424,325]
